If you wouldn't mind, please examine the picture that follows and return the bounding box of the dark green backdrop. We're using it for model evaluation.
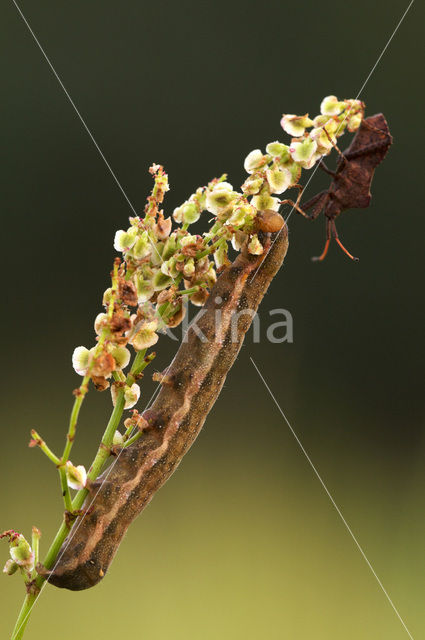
[1,1,423,638]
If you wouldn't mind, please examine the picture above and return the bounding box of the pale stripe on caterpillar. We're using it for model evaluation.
[39,219,289,590]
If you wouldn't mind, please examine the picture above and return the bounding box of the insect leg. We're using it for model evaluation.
[281,188,328,221]
[344,139,391,161]
[311,218,332,261]
[323,129,347,163]
[331,219,359,261]
[318,160,337,178]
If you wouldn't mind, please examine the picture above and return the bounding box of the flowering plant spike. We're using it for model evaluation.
[4,96,391,638]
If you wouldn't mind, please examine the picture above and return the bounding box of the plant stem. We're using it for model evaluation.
[196,236,226,260]
[10,349,150,639]
[30,431,60,466]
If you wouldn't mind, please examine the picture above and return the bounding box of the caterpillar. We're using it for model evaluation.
[39,221,289,590]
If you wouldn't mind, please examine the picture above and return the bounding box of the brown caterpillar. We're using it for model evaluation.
[40,221,288,590]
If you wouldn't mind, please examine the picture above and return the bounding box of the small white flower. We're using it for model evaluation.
[347,113,363,132]
[206,187,238,215]
[172,206,184,223]
[66,461,87,490]
[112,430,124,446]
[251,194,280,211]
[243,149,266,174]
[72,346,90,376]
[227,207,246,227]
[109,346,131,370]
[124,383,141,409]
[130,320,159,350]
[310,126,336,153]
[290,137,318,164]
[266,141,290,157]
[320,95,345,116]
[182,202,201,225]
[114,227,138,252]
[266,168,292,194]
[298,152,322,170]
[94,313,108,335]
[280,114,313,137]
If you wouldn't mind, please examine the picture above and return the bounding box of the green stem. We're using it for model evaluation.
[196,236,226,260]
[30,431,60,466]
[123,430,143,448]
[58,467,73,513]
[11,345,150,639]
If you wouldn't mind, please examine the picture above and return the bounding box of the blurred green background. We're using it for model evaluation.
[1,0,424,638]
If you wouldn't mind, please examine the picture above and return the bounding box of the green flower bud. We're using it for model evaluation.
[1,531,34,572]
[181,202,201,225]
[280,114,313,137]
[3,559,18,575]
[183,258,195,278]
[66,462,87,490]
